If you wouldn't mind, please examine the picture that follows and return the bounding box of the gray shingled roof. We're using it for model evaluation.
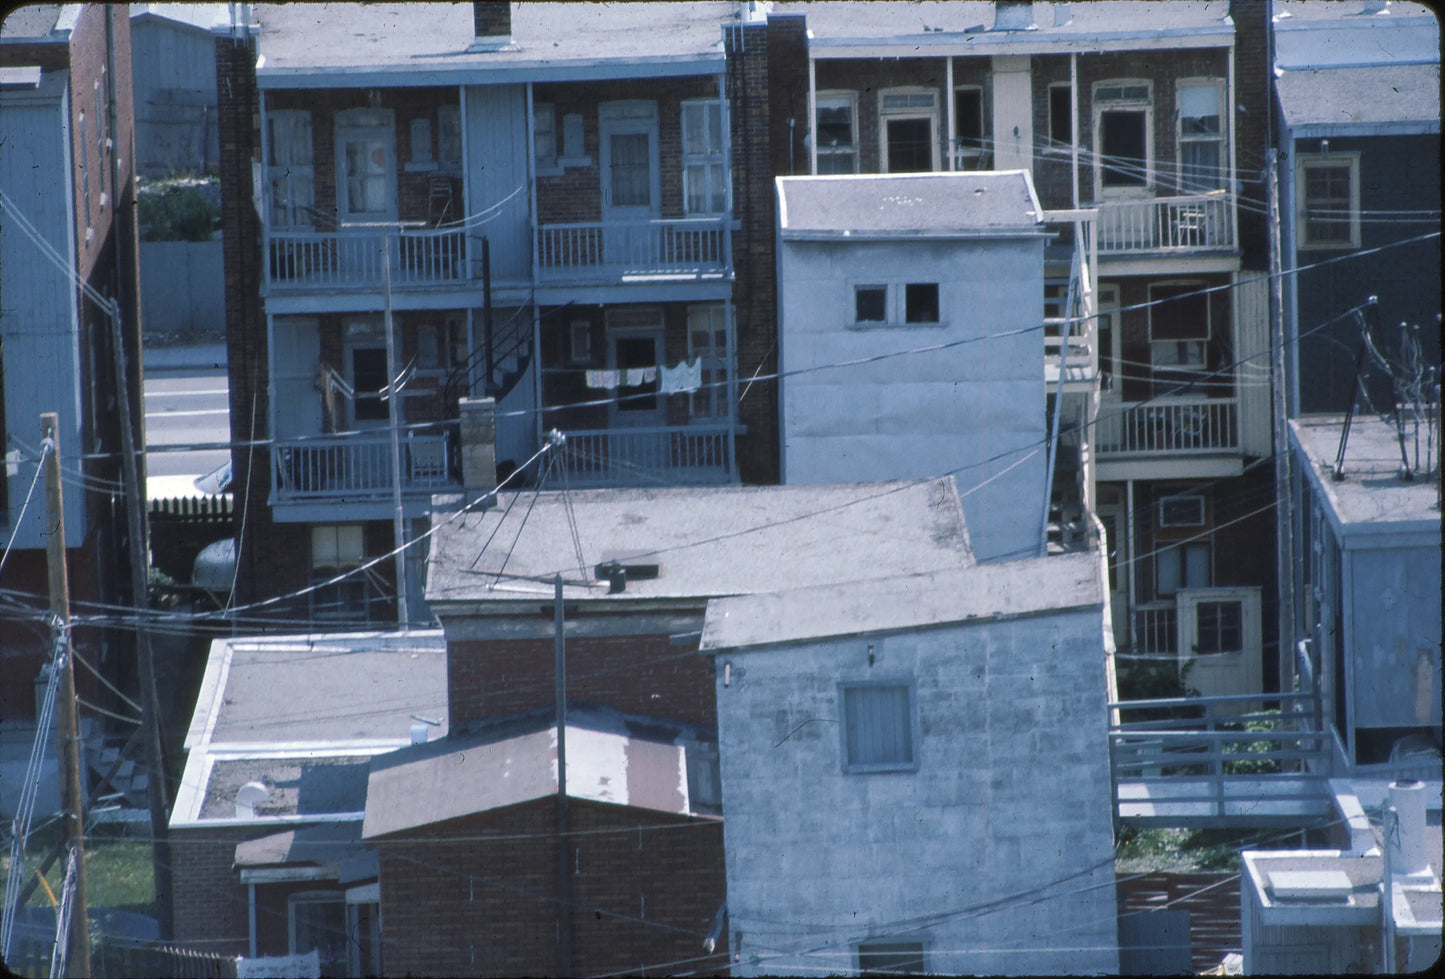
[777,172,1043,238]
[700,551,1102,651]
[426,478,972,607]
[1276,64,1441,129]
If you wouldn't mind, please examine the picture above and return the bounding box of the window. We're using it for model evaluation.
[335,108,395,222]
[1296,153,1360,250]
[408,117,433,166]
[349,348,390,422]
[840,681,917,773]
[879,88,939,173]
[682,99,726,215]
[312,525,365,571]
[1093,81,1151,194]
[687,304,731,420]
[534,102,558,172]
[267,110,315,229]
[1177,80,1225,193]
[1195,600,1243,655]
[1177,588,1261,668]
[858,941,925,975]
[569,320,592,363]
[1048,82,1073,149]
[288,892,349,973]
[1156,541,1210,597]
[815,91,858,174]
[310,526,373,623]
[1148,281,1209,372]
[854,285,887,324]
[1158,494,1206,528]
[953,87,987,169]
[904,283,939,324]
[437,106,462,171]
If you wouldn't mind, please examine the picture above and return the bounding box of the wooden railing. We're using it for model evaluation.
[1096,397,1239,456]
[267,226,466,290]
[1094,192,1233,254]
[271,431,456,502]
[537,218,729,282]
[557,425,734,487]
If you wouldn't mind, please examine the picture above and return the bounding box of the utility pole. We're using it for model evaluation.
[1266,150,1297,700]
[554,574,571,975]
[107,297,175,938]
[41,413,91,978]
[383,231,410,628]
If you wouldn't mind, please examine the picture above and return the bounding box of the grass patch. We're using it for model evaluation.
[0,822,156,919]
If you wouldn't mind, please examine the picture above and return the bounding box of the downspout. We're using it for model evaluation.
[383,233,410,627]
[526,82,544,451]
[806,52,817,173]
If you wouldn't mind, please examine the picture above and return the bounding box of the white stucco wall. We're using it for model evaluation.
[778,235,1046,563]
[714,609,1119,976]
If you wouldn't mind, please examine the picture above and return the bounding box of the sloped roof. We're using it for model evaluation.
[363,721,694,839]
[1276,64,1441,130]
[426,478,972,608]
[701,551,1101,651]
[777,172,1044,239]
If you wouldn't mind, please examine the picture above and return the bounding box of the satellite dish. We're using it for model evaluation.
[235,780,269,818]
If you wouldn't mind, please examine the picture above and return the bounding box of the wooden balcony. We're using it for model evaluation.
[536,218,729,285]
[267,226,467,292]
[555,425,735,487]
[1093,192,1234,256]
[1096,397,1239,457]
[271,431,457,503]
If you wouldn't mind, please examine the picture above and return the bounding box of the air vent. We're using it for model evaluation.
[595,558,659,594]
[1267,869,1353,901]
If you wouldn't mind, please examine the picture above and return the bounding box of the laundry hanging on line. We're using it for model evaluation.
[660,358,702,395]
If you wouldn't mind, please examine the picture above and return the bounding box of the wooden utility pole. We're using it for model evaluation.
[41,412,91,978]
[554,574,572,975]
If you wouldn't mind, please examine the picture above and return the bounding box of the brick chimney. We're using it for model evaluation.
[471,2,513,50]
[457,396,498,505]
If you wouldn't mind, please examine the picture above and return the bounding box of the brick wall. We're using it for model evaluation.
[171,824,271,956]
[375,798,727,978]
[448,629,715,730]
[1231,0,1273,271]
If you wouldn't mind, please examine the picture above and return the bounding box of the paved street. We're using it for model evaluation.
[142,344,230,497]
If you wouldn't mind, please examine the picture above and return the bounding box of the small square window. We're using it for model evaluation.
[855,285,888,324]
[1196,600,1243,655]
[841,681,917,773]
[1158,494,1205,527]
[858,941,925,975]
[905,283,939,324]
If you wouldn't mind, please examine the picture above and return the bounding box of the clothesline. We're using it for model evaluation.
[561,358,706,394]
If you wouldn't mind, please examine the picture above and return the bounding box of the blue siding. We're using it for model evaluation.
[463,85,531,282]
[0,79,86,549]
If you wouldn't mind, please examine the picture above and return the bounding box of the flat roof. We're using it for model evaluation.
[1290,416,1442,532]
[1273,1,1439,70]
[701,551,1100,651]
[0,5,62,41]
[187,631,449,750]
[363,720,695,839]
[427,478,972,607]
[1277,64,1441,130]
[777,172,1044,239]
[775,1,1235,51]
[200,754,371,821]
[251,2,730,83]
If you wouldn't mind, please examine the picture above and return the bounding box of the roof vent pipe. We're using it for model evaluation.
[234,781,268,819]
[1388,779,1431,880]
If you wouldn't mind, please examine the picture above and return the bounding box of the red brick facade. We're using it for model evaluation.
[373,799,727,978]
[171,825,270,957]
[448,630,715,731]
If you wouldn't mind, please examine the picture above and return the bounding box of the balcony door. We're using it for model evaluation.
[335,109,396,224]
[606,309,665,429]
[1177,587,1263,702]
[599,101,659,267]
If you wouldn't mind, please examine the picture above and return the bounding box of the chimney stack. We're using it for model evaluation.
[472,2,513,50]
[1388,779,1432,881]
[458,396,499,505]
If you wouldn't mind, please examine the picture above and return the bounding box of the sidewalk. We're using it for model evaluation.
[142,342,228,373]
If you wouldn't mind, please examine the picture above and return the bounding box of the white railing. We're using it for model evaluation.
[268,226,466,290]
[537,218,729,282]
[272,432,455,501]
[1094,192,1232,254]
[557,425,734,487]
[1096,397,1239,456]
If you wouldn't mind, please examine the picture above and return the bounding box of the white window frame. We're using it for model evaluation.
[266,109,316,230]
[1157,493,1206,528]
[1047,81,1073,152]
[1178,586,1261,658]
[1176,78,1226,194]
[839,678,920,774]
[1092,80,1153,198]
[686,303,731,421]
[334,108,396,223]
[1295,152,1361,250]
[878,86,940,173]
[952,85,988,170]
[850,282,943,328]
[814,90,859,174]
[1156,540,1211,598]
[681,98,727,215]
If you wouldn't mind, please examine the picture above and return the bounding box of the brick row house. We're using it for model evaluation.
[1,5,146,802]
[215,2,801,629]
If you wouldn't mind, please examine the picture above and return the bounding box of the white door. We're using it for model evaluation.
[1177,587,1263,705]
[599,102,659,268]
[335,109,396,223]
[606,312,665,429]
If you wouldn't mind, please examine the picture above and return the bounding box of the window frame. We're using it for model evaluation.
[1148,279,1210,373]
[436,105,462,173]
[1157,493,1206,528]
[814,90,859,174]
[681,98,727,215]
[904,283,940,325]
[1175,78,1226,194]
[1092,79,1153,199]
[334,108,397,223]
[686,303,732,421]
[1047,81,1073,152]
[853,284,889,326]
[878,86,941,173]
[952,85,988,170]
[838,678,920,774]
[1177,586,1261,660]
[534,101,559,174]
[1295,152,1361,250]
[266,109,315,230]
[1155,540,1211,598]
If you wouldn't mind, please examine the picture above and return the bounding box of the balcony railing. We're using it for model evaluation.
[537,218,729,283]
[1094,192,1233,255]
[272,431,457,502]
[1135,602,1179,655]
[1096,398,1239,456]
[555,425,734,487]
[267,226,467,291]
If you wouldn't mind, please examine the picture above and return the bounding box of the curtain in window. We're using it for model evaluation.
[608,133,651,207]
[343,138,390,216]
[268,112,314,228]
[683,102,725,214]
